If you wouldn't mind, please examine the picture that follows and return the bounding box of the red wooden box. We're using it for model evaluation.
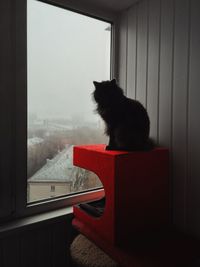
[72,144,169,247]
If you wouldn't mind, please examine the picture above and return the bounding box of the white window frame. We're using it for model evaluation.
[13,0,119,218]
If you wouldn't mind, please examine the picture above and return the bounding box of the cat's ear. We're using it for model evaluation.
[93,81,99,86]
[111,78,116,85]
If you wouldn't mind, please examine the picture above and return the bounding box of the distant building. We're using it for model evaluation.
[28,145,102,203]
[28,146,74,202]
[28,137,44,147]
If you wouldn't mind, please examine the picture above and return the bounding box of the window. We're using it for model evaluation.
[50,185,55,193]
[27,0,112,203]
[12,0,115,219]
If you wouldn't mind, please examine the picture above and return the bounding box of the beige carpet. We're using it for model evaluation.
[70,234,120,267]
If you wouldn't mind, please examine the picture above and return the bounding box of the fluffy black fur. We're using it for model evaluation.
[93,79,154,151]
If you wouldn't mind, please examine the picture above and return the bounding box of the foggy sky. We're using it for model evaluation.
[27,0,111,122]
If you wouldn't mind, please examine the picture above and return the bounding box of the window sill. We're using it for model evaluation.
[16,188,104,218]
[0,206,73,238]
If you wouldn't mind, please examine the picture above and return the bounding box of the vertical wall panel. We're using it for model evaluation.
[172,0,190,230]
[36,227,52,267]
[127,5,137,98]
[158,0,174,147]
[0,240,3,267]
[136,0,148,107]
[2,235,20,267]
[20,230,38,267]
[146,0,160,140]
[188,0,200,237]
[118,12,127,90]
[52,221,69,267]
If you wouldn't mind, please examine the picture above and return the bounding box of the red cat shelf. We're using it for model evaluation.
[72,144,169,247]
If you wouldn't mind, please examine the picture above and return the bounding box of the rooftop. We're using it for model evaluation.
[28,145,74,183]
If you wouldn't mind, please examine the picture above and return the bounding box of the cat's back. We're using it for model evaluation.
[123,97,148,117]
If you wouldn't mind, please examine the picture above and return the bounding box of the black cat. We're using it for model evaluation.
[93,79,154,151]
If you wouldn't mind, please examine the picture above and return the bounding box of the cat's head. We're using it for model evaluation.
[93,79,123,107]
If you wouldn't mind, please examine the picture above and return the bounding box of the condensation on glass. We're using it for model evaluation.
[27,0,111,203]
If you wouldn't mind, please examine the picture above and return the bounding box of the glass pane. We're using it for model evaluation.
[27,0,111,203]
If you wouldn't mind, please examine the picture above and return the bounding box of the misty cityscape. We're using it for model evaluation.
[27,0,111,202]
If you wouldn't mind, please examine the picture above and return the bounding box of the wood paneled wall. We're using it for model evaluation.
[0,217,74,267]
[118,0,200,237]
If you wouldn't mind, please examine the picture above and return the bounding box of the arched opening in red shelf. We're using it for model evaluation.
[79,197,106,218]
[75,168,106,218]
